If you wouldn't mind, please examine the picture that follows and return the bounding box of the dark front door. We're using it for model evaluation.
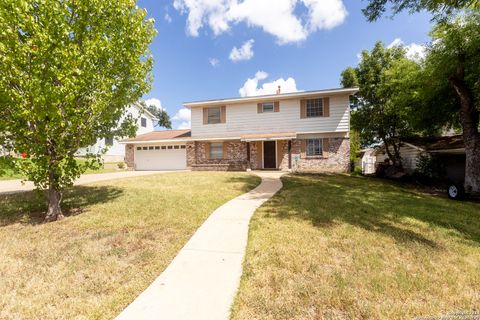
[263,141,276,169]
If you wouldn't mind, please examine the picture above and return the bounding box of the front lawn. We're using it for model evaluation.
[0,172,260,320]
[0,157,126,180]
[232,174,480,320]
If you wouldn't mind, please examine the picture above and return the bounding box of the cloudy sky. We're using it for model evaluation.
[137,0,433,129]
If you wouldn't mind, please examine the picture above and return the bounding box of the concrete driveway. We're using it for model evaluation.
[0,170,183,194]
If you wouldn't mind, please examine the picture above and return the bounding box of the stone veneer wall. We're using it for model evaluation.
[187,140,249,171]
[125,144,135,170]
[289,138,350,173]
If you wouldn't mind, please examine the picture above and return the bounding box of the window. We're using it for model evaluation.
[306,139,322,156]
[155,146,160,150]
[180,145,186,149]
[161,146,166,150]
[167,146,173,149]
[207,107,221,124]
[141,117,147,127]
[174,145,180,149]
[210,142,223,159]
[306,99,323,117]
[142,146,148,150]
[262,103,274,113]
[148,146,154,150]
[105,137,114,146]
[137,147,141,150]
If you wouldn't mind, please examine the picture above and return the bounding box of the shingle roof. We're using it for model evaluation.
[402,135,464,151]
[121,130,191,142]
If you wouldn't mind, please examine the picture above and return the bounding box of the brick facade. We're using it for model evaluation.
[186,137,350,172]
[125,144,135,170]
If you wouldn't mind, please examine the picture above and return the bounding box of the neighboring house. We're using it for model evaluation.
[77,103,156,162]
[362,135,465,180]
[121,88,358,172]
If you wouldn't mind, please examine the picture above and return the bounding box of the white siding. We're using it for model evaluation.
[190,95,350,137]
[77,104,155,159]
[376,144,422,173]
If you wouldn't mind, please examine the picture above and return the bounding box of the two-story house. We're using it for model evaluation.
[77,103,156,162]
[121,87,357,172]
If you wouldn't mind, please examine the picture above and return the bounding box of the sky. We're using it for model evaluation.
[136,0,434,130]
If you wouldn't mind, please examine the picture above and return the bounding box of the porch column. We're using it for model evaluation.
[288,140,292,169]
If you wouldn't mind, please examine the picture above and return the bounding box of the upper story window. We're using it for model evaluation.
[105,137,114,146]
[141,117,147,127]
[306,99,323,117]
[306,139,322,156]
[210,142,223,159]
[262,103,274,113]
[207,107,221,124]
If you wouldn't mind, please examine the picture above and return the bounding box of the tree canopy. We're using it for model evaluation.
[145,103,172,129]
[0,0,156,221]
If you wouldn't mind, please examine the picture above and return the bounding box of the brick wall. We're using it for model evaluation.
[290,138,350,173]
[188,140,249,171]
[125,144,135,170]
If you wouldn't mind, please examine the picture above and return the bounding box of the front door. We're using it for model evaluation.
[263,141,276,169]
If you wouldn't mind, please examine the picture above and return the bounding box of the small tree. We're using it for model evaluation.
[342,42,418,167]
[145,103,172,129]
[0,0,156,221]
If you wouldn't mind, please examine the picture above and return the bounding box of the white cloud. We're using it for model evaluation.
[164,13,172,23]
[144,98,165,111]
[239,71,299,97]
[173,0,347,44]
[173,107,191,129]
[209,57,220,67]
[388,38,427,62]
[229,39,255,62]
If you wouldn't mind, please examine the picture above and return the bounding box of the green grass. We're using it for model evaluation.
[232,173,480,320]
[0,158,125,180]
[0,172,260,320]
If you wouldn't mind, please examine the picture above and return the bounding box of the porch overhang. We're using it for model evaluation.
[240,132,296,142]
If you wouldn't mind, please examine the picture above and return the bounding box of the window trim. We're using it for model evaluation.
[306,138,322,157]
[306,98,324,118]
[207,107,221,124]
[209,142,223,159]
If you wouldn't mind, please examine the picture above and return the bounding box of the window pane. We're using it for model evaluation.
[210,142,223,159]
[306,99,323,117]
[141,117,147,127]
[207,107,221,124]
[105,137,114,146]
[262,103,274,112]
[306,139,322,156]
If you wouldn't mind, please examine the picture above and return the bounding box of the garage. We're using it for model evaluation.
[135,144,187,170]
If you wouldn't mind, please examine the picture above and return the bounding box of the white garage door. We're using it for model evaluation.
[135,145,187,170]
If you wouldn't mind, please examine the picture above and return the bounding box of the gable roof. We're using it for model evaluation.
[183,87,359,108]
[132,102,157,120]
[121,129,191,143]
[402,135,464,151]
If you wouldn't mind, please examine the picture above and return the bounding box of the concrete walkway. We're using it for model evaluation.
[0,170,181,194]
[116,171,284,320]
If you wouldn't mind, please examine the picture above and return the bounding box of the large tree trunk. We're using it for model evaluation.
[44,185,64,222]
[449,67,480,194]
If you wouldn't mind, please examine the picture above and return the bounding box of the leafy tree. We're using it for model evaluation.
[419,14,480,193]
[342,42,418,167]
[362,0,478,21]
[145,103,172,129]
[0,0,156,221]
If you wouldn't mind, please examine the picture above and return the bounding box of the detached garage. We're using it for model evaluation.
[121,130,191,171]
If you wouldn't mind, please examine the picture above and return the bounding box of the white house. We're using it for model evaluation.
[121,88,358,172]
[77,103,156,162]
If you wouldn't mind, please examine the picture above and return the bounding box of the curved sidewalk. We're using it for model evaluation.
[116,171,284,320]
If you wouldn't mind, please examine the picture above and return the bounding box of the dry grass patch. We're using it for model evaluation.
[0,172,260,320]
[232,174,480,320]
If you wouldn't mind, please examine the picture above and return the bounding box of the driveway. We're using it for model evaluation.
[115,171,284,320]
[0,170,183,194]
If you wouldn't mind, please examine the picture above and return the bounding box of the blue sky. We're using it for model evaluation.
[136,0,433,129]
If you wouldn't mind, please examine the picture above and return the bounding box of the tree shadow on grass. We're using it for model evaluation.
[0,185,124,226]
[262,173,480,248]
[225,174,263,193]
